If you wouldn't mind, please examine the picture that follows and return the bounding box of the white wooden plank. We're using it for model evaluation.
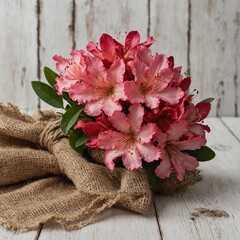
[150,0,189,73]
[190,0,240,117]
[154,118,240,240]
[39,0,73,110]
[39,206,161,240]
[0,227,38,240]
[221,117,240,140]
[0,0,38,112]
[75,0,149,50]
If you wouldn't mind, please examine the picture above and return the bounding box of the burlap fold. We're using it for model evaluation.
[0,104,152,231]
[0,104,201,231]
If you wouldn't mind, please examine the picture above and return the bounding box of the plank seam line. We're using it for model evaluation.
[153,198,164,240]
[220,118,240,143]
[34,224,43,240]
[71,0,76,49]
[36,0,41,109]
[147,0,151,38]
[187,0,191,76]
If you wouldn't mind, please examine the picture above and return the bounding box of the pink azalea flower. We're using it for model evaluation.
[74,114,111,148]
[53,50,87,94]
[144,95,186,132]
[154,120,206,181]
[183,102,211,136]
[125,54,184,109]
[97,104,161,170]
[87,34,117,67]
[69,57,126,116]
[87,31,155,66]
[114,31,155,63]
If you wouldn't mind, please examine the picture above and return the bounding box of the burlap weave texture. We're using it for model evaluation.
[0,104,152,230]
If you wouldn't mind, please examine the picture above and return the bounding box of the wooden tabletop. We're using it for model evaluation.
[1,117,239,240]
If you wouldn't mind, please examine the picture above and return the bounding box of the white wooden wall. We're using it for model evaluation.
[0,0,239,116]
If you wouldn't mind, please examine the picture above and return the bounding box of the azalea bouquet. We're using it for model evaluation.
[32,31,215,187]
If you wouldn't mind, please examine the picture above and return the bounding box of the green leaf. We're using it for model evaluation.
[142,161,160,189]
[32,81,63,108]
[78,114,94,121]
[69,129,85,155]
[44,67,59,87]
[201,97,214,103]
[75,134,90,147]
[60,104,83,133]
[187,146,216,162]
[62,92,75,105]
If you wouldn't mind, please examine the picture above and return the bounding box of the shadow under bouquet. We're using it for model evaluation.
[32,30,215,190]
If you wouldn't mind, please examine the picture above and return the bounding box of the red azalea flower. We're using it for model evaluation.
[183,102,211,136]
[74,114,112,148]
[154,120,206,181]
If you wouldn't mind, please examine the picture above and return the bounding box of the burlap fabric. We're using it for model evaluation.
[0,103,201,231]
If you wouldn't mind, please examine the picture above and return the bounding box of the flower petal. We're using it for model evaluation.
[155,158,171,179]
[142,36,155,47]
[196,102,211,121]
[53,55,69,74]
[128,104,144,133]
[148,54,169,76]
[124,81,144,104]
[109,111,130,133]
[172,151,199,181]
[125,31,140,50]
[180,77,191,91]
[97,130,120,149]
[86,56,107,82]
[122,147,142,170]
[136,143,161,162]
[102,98,122,116]
[55,76,78,95]
[74,120,105,137]
[104,149,124,170]
[70,50,86,65]
[107,59,125,84]
[157,86,184,104]
[69,82,99,104]
[145,94,160,109]
[167,120,188,141]
[113,83,127,101]
[137,123,157,143]
[137,47,153,66]
[86,137,98,148]
[189,124,206,136]
[87,41,104,59]
[154,129,168,148]
[99,33,116,62]
[181,154,199,171]
[84,99,104,116]
[132,58,148,84]
[172,136,206,151]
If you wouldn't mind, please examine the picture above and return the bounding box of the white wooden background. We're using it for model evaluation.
[0,0,239,116]
[0,0,240,116]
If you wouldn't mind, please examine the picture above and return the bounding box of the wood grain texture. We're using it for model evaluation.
[39,206,161,240]
[75,0,149,50]
[150,0,189,73]
[0,0,38,112]
[190,0,240,117]
[154,118,240,240]
[221,117,240,140]
[39,0,73,110]
[0,226,38,240]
